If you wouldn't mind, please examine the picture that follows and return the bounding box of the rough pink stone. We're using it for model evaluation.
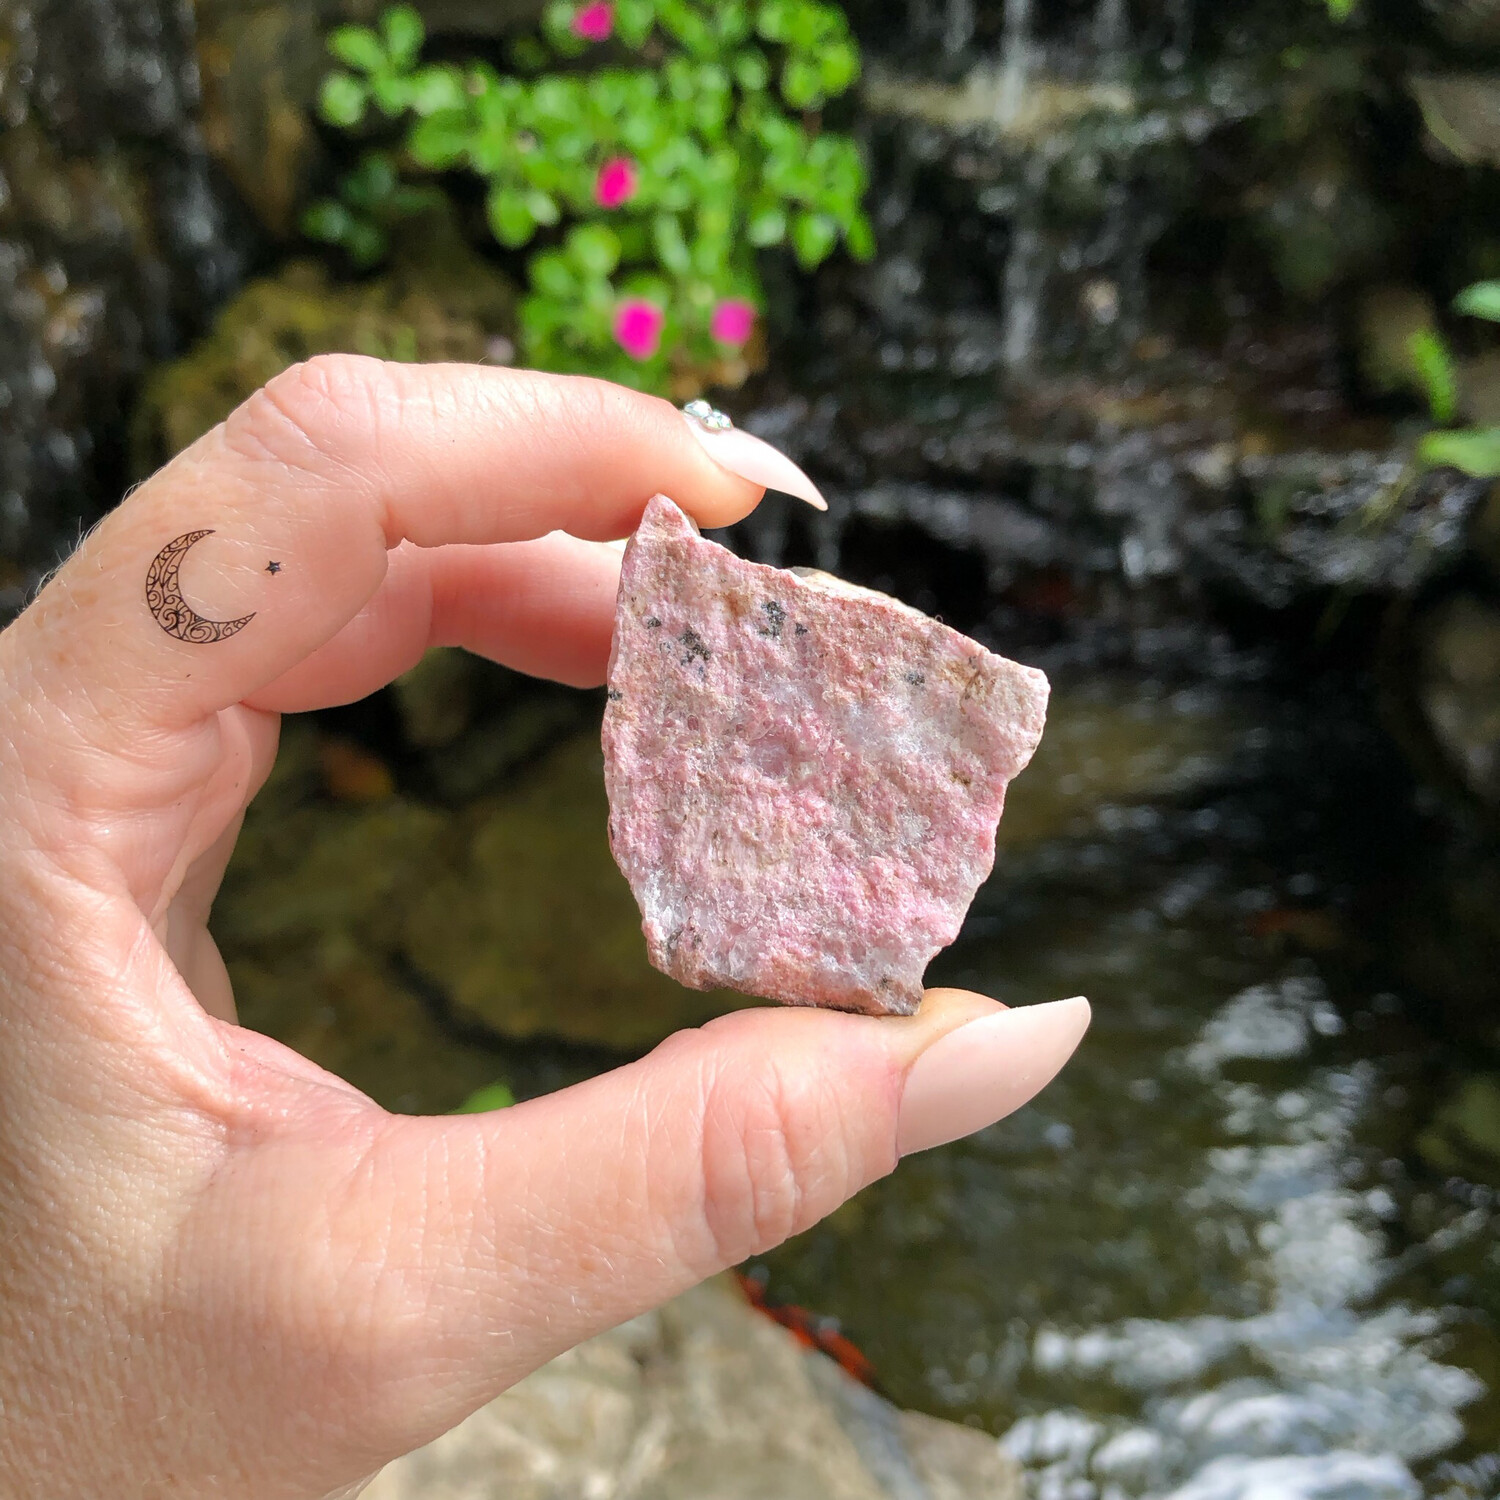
[602,495,1049,1016]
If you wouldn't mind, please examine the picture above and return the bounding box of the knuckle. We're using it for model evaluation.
[693,1053,852,1270]
[223,353,385,472]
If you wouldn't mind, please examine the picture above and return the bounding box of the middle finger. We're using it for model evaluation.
[247,531,623,714]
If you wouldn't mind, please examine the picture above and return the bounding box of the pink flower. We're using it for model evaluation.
[594,156,638,210]
[613,299,664,360]
[710,298,757,346]
[571,0,613,41]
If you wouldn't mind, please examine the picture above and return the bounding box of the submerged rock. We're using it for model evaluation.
[364,1276,1022,1500]
[603,495,1048,1016]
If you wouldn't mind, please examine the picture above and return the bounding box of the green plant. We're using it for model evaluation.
[303,0,873,394]
[1416,281,1500,479]
[451,1081,517,1113]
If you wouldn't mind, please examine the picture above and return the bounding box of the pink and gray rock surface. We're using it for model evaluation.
[602,495,1049,1016]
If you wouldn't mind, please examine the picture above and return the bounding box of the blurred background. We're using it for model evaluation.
[5,0,1500,1494]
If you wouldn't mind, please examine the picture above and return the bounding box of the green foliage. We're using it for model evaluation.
[1418,427,1500,478]
[451,1081,517,1113]
[303,0,872,392]
[1414,282,1500,481]
[1408,329,1458,426]
[1455,281,1500,323]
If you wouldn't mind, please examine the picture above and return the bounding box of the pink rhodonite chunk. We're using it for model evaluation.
[602,495,1050,1016]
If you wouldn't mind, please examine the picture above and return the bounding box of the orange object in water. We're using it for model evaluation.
[735,1271,879,1389]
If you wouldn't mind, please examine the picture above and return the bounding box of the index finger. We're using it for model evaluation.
[4,356,768,738]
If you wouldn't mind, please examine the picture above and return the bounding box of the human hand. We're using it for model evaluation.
[0,356,1090,1498]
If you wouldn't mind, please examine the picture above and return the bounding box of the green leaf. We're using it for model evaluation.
[819,40,859,96]
[652,212,692,274]
[1455,281,1500,323]
[734,49,770,92]
[406,66,467,116]
[301,199,355,244]
[342,151,400,209]
[382,5,425,68]
[615,0,657,47]
[387,184,443,217]
[527,189,562,226]
[510,36,548,71]
[755,0,794,43]
[344,219,389,268]
[487,186,538,247]
[569,222,622,276]
[531,251,577,298]
[328,25,385,73]
[318,72,369,127]
[781,56,823,108]
[370,71,413,116]
[791,209,838,268]
[845,210,876,261]
[1419,426,1500,478]
[1408,328,1458,425]
[1326,0,1355,20]
[747,205,786,246]
[451,1081,516,1113]
[407,111,472,168]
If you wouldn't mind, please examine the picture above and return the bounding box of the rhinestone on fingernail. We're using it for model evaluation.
[683,399,733,432]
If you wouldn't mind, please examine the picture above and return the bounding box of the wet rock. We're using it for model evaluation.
[1426,0,1500,49]
[1386,832,1500,1056]
[363,1277,1023,1500]
[1472,485,1500,583]
[1418,1074,1500,1186]
[217,721,749,1082]
[392,646,479,751]
[1411,74,1500,167]
[131,212,516,471]
[604,496,1048,1016]
[1415,591,1500,810]
[0,0,252,609]
[403,733,744,1047]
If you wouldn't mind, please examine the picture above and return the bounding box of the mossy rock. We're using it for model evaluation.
[1418,1074,1500,1186]
[216,719,749,1109]
[401,735,748,1047]
[131,213,517,473]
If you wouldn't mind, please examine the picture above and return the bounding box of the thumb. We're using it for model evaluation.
[335,989,1089,1456]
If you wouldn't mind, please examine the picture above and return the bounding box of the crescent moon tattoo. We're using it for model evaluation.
[145,530,256,644]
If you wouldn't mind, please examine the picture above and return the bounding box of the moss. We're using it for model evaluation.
[216,721,748,1110]
[402,735,748,1047]
[131,210,517,473]
[1418,1074,1500,1185]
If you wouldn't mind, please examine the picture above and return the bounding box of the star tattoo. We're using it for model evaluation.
[265,561,282,576]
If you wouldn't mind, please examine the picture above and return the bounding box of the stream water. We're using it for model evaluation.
[754,671,1500,1500]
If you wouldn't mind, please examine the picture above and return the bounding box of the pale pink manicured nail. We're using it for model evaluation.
[896,998,1091,1157]
[683,415,828,510]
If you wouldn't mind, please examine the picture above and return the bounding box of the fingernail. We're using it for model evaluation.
[896,997,1091,1157]
[683,415,828,511]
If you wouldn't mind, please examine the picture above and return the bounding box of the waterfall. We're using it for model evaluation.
[1094,0,1130,70]
[1001,213,1047,371]
[997,0,1033,128]
[943,0,975,56]
[1165,0,1194,63]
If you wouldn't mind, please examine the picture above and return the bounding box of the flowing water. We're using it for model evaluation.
[755,673,1500,1500]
